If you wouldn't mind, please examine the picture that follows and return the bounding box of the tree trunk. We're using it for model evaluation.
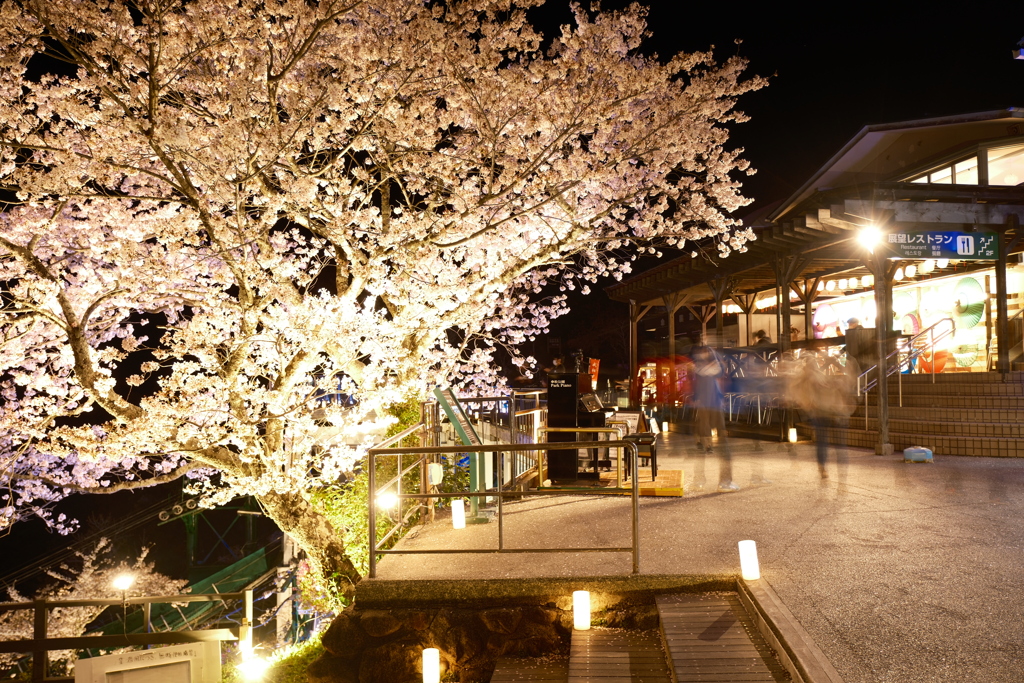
[259,490,361,601]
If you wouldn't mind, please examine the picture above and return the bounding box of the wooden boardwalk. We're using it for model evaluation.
[656,593,789,682]
[491,656,569,682]
[567,628,672,682]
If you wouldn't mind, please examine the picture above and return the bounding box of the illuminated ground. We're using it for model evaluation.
[375,431,1024,682]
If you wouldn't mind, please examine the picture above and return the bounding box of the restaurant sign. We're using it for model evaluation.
[884,231,998,260]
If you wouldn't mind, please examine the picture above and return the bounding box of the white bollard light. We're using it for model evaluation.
[738,540,760,580]
[662,421,669,432]
[788,427,798,443]
[451,499,466,529]
[573,590,591,630]
[422,648,440,683]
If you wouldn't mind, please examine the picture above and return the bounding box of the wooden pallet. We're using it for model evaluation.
[568,628,672,682]
[656,593,789,682]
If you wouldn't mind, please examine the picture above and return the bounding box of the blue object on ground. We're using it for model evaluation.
[904,446,934,463]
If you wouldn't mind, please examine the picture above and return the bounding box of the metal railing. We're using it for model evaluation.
[0,591,252,682]
[990,307,1024,370]
[367,441,641,579]
[857,318,956,427]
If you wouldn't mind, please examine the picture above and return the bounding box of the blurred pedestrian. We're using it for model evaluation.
[691,346,738,491]
[789,353,856,478]
[753,329,772,345]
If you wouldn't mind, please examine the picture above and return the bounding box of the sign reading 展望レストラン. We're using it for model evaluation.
[884,231,998,259]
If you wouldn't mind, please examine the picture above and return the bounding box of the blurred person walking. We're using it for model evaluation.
[692,346,738,491]
[790,353,856,479]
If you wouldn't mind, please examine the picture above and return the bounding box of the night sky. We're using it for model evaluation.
[540,0,1024,372]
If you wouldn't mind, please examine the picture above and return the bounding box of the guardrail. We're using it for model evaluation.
[367,441,641,579]
[857,318,955,428]
[0,591,252,682]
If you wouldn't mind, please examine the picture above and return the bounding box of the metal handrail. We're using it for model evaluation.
[0,590,252,681]
[857,317,956,427]
[367,441,640,579]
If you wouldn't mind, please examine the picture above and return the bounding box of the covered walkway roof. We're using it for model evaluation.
[607,109,1024,309]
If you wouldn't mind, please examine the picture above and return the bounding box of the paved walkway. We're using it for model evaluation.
[378,432,1024,682]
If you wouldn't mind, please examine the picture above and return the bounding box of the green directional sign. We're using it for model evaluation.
[884,231,998,260]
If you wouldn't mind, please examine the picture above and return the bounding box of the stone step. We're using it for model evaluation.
[850,406,1024,423]
[858,393,1024,409]
[812,426,1024,457]
[870,381,1024,396]
[656,593,787,683]
[568,627,671,682]
[842,417,1024,439]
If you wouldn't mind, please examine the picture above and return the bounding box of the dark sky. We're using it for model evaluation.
[538,0,1024,364]
[532,0,1024,210]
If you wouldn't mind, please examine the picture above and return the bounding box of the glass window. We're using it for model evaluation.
[954,157,978,184]
[931,166,952,184]
[988,143,1024,186]
[910,175,928,184]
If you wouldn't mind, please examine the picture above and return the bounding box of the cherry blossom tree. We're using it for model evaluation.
[0,0,762,594]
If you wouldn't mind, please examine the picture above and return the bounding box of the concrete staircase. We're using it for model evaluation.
[828,371,1024,457]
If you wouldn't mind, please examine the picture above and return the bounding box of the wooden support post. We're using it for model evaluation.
[792,277,822,340]
[629,302,654,407]
[708,277,733,347]
[996,216,1022,375]
[770,255,808,352]
[867,253,895,456]
[729,292,758,346]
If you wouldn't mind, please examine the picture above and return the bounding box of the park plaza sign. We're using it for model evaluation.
[883,230,998,260]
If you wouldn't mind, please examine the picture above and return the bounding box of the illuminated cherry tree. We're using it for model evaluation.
[0,0,762,592]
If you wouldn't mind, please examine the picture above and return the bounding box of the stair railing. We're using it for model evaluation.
[856,317,956,429]
[990,307,1024,370]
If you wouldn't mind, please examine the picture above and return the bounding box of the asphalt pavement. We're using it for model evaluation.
[376,431,1024,682]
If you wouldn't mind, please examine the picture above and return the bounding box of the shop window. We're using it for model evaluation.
[954,157,978,184]
[987,143,1024,186]
[930,166,952,184]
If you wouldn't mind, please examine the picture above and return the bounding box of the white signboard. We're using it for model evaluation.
[74,642,220,683]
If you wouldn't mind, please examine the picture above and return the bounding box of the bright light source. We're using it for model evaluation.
[849,277,859,289]
[112,574,135,591]
[738,540,760,580]
[817,280,826,291]
[237,656,271,681]
[788,428,798,443]
[838,279,848,290]
[922,259,935,273]
[937,258,949,269]
[573,591,591,630]
[661,421,669,432]
[863,274,875,287]
[894,267,905,281]
[825,280,836,291]
[422,648,440,683]
[905,265,917,278]
[858,225,883,252]
[376,492,399,509]
[451,500,466,530]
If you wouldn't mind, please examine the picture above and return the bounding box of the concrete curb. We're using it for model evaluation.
[356,573,735,609]
[737,578,845,683]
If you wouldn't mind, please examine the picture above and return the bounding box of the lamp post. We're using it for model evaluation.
[112,574,135,635]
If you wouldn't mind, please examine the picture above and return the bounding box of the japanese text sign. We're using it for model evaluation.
[884,231,998,260]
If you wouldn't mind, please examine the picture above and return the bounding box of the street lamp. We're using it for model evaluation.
[858,225,883,253]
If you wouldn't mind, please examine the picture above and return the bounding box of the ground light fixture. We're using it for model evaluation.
[858,225,883,253]
[451,499,466,529]
[237,654,271,681]
[422,648,440,683]
[738,541,760,580]
[788,428,798,443]
[573,591,591,630]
